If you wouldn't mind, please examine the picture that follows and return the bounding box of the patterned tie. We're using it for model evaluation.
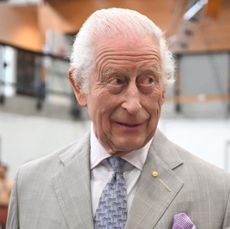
[94,156,128,229]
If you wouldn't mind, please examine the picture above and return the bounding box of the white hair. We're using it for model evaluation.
[70,8,175,92]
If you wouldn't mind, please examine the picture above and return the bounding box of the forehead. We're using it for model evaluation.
[94,35,161,70]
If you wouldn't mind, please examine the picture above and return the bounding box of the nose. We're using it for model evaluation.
[121,82,142,114]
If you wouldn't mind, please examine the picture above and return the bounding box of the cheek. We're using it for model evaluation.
[93,97,121,145]
[89,94,119,126]
[145,90,164,111]
[154,88,164,105]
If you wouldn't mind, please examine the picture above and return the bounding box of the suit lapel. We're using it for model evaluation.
[50,129,184,229]
[51,133,94,229]
[125,130,184,229]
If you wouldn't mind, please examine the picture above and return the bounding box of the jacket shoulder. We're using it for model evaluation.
[154,129,230,183]
[16,132,90,184]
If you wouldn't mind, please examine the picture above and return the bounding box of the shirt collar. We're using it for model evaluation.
[90,124,153,171]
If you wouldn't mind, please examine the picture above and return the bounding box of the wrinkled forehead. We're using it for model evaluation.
[93,34,161,70]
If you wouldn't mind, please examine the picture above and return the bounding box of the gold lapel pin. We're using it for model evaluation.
[152,170,159,177]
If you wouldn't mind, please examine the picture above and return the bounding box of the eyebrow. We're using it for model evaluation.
[103,67,128,77]
[137,66,161,75]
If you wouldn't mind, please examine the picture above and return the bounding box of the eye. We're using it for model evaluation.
[106,75,128,94]
[137,75,156,86]
[137,74,159,94]
[140,76,155,85]
[107,73,129,87]
[109,77,126,85]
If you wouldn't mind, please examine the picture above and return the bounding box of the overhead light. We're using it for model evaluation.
[7,0,44,5]
[184,0,208,21]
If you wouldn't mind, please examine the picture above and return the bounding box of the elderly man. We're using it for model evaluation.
[7,8,230,229]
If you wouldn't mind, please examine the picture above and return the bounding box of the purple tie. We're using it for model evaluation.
[172,213,196,229]
[94,157,128,229]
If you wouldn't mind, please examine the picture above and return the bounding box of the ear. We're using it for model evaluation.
[67,67,87,107]
[160,89,165,105]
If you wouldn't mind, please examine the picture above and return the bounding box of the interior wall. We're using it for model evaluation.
[180,52,229,118]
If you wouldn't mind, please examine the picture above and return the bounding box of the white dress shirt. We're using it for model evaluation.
[90,127,153,216]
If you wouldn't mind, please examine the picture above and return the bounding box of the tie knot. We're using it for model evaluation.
[107,157,125,173]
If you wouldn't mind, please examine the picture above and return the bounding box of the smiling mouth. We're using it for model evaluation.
[115,121,144,128]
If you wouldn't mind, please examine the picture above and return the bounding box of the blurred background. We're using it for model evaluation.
[0,0,230,179]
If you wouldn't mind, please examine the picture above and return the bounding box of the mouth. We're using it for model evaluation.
[114,121,145,128]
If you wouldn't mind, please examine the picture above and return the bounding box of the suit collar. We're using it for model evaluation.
[125,129,184,229]
[90,128,152,171]
[51,129,184,229]
[151,129,184,170]
[51,132,94,229]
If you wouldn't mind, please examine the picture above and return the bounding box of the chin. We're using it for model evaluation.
[112,141,145,155]
[103,134,150,155]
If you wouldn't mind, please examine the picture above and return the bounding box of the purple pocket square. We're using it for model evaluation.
[172,213,196,229]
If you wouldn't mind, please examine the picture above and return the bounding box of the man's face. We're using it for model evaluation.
[72,35,165,155]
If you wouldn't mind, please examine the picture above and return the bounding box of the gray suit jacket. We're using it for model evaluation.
[6,130,230,229]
